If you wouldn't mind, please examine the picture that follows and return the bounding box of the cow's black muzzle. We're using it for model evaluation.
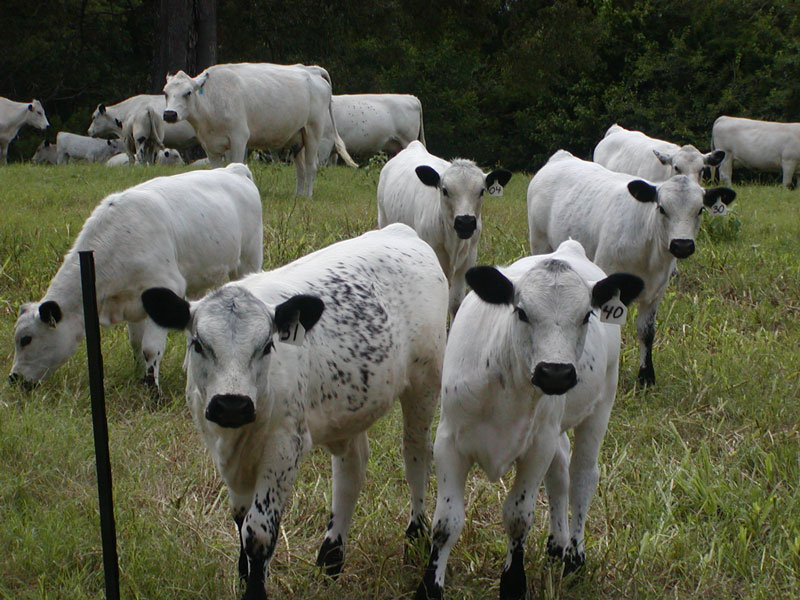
[453,215,477,239]
[669,238,695,259]
[163,110,178,124]
[206,394,256,428]
[531,362,577,396]
[8,372,36,391]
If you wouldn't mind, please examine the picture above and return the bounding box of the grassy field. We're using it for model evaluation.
[0,162,798,600]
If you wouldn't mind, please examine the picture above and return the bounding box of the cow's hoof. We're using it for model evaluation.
[563,542,585,576]
[545,534,563,560]
[415,577,443,600]
[499,546,526,600]
[404,518,430,564]
[316,535,344,578]
[636,367,655,387]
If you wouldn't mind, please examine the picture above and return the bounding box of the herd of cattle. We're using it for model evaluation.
[2,59,791,599]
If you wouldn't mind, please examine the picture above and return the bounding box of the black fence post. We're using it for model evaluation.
[79,250,121,600]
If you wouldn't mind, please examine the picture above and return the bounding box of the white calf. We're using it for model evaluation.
[32,140,57,164]
[142,224,447,600]
[56,132,126,164]
[156,148,183,165]
[415,240,643,600]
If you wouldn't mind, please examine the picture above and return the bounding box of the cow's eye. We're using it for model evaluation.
[674,166,682,174]
[19,335,32,348]
[191,338,204,355]
[183,91,191,98]
[658,205,667,216]
[515,306,529,323]
[442,188,449,197]
[583,311,593,325]
[262,340,274,357]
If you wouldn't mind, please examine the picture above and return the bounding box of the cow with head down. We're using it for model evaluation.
[527,150,736,386]
[377,140,512,321]
[0,97,49,164]
[141,224,448,600]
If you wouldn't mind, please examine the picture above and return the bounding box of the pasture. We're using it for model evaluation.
[1,162,798,599]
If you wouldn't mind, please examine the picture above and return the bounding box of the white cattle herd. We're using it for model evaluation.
[11,57,792,600]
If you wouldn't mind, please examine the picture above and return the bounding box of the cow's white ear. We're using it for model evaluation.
[704,150,725,166]
[652,149,672,165]
[466,266,514,305]
[627,180,658,203]
[415,166,440,188]
[141,288,191,330]
[194,71,210,91]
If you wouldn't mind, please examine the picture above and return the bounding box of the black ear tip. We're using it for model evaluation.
[489,168,513,187]
[141,287,190,329]
[39,300,62,325]
[415,165,440,187]
[592,273,644,307]
[466,266,514,305]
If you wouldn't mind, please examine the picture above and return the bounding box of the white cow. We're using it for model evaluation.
[162,62,357,196]
[141,224,447,600]
[156,148,183,165]
[377,140,512,320]
[122,106,166,164]
[56,132,126,164]
[0,97,49,164]
[594,124,725,183]
[31,140,57,164]
[88,94,197,149]
[712,115,800,188]
[527,151,736,386]
[318,93,425,165]
[9,164,263,391]
[415,240,644,600]
[105,153,131,167]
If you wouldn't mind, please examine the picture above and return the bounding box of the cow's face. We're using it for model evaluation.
[627,176,736,259]
[88,104,123,138]
[31,140,56,164]
[9,301,83,387]
[141,286,323,429]
[163,71,208,123]
[416,161,512,240]
[466,261,643,396]
[26,100,49,131]
[653,146,725,184]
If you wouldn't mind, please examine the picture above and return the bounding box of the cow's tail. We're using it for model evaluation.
[329,100,358,168]
[417,99,426,146]
[147,106,166,150]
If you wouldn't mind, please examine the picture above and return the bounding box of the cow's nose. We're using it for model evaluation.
[453,215,477,239]
[8,372,35,390]
[206,394,255,428]
[163,110,178,123]
[669,239,695,258]
[531,362,577,395]
[8,372,21,385]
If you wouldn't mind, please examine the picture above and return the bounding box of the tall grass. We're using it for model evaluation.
[0,163,798,599]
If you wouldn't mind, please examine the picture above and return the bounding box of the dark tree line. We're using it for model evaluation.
[2,0,800,169]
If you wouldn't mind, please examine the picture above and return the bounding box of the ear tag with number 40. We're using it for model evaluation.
[277,316,306,347]
[599,291,627,325]
[487,182,504,197]
[709,199,727,216]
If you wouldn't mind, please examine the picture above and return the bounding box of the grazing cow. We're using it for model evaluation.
[122,106,166,165]
[0,97,49,164]
[415,240,644,600]
[377,141,512,320]
[56,132,126,164]
[105,153,131,167]
[712,115,800,188]
[162,62,357,196]
[594,124,725,183]
[318,93,426,165]
[88,95,197,149]
[141,224,448,600]
[31,140,57,164]
[156,148,183,165]
[527,151,735,385]
[9,164,262,391]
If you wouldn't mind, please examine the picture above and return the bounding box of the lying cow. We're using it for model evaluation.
[31,140,57,164]
[527,150,735,386]
[56,132,126,164]
[319,93,426,165]
[156,148,183,165]
[594,124,725,183]
[141,224,448,600]
[712,115,800,188]
[105,153,131,167]
[9,164,263,391]
[162,62,357,196]
[1,97,49,164]
[415,240,643,600]
[377,141,512,320]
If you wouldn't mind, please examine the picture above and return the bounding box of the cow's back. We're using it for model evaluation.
[594,126,676,181]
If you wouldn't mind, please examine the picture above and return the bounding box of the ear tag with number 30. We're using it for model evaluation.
[487,182,504,197]
[277,316,306,347]
[599,291,627,325]
[709,199,727,216]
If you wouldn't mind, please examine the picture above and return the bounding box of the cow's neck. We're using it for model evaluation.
[42,253,85,324]
[1,104,29,138]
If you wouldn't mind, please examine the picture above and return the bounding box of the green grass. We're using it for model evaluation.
[1,163,798,599]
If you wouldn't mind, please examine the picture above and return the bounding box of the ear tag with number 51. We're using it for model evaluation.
[709,199,727,216]
[599,291,627,325]
[487,182,504,197]
[277,315,306,346]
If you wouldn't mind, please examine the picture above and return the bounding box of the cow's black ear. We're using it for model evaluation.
[275,295,325,332]
[486,168,512,188]
[415,166,440,188]
[98,104,106,114]
[627,180,658,203]
[705,150,725,166]
[592,273,644,308]
[703,186,736,208]
[466,266,514,305]
[141,288,190,330]
[28,104,33,111]
[44,140,50,147]
[39,301,62,326]
[115,118,122,128]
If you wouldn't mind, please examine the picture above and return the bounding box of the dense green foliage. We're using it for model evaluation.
[3,1,800,170]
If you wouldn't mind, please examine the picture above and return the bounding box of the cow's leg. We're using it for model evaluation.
[126,320,145,363]
[448,268,468,323]
[140,318,168,391]
[500,402,562,600]
[242,432,302,600]
[544,432,570,561]
[317,431,369,577]
[718,154,733,185]
[781,159,797,189]
[528,229,553,256]
[0,142,8,164]
[231,491,254,583]
[301,127,321,198]
[415,428,471,600]
[293,146,308,197]
[636,300,658,386]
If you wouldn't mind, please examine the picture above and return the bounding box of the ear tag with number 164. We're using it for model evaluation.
[599,291,627,325]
